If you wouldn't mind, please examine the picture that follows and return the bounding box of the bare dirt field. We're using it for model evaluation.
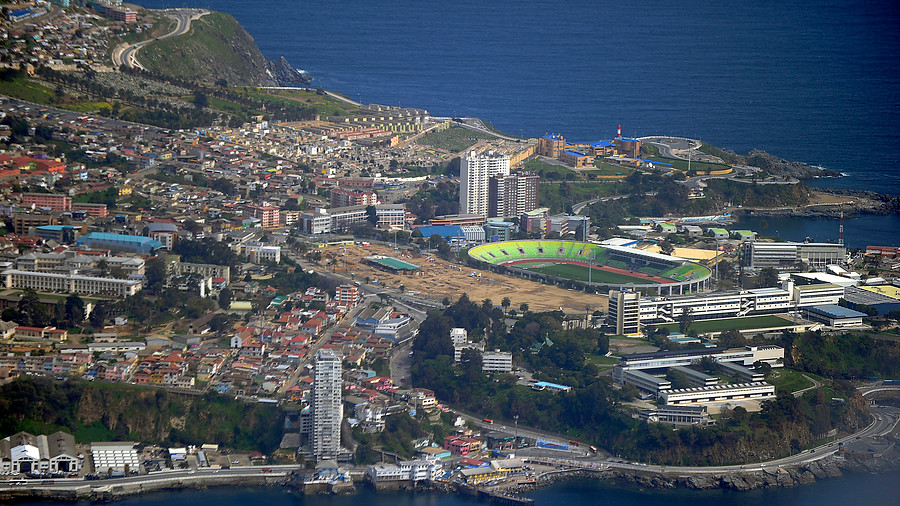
[324,243,608,313]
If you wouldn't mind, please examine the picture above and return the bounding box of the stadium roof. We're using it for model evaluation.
[415,225,465,240]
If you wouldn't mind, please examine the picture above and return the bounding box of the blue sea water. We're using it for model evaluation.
[49,1,900,502]
[140,0,900,196]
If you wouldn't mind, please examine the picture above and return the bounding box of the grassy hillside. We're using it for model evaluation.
[139,12,280,87]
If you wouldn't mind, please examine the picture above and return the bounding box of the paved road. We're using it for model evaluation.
[114,9,208,70]
[792,373,823,398]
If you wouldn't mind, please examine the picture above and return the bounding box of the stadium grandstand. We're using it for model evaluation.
[467,240,711,294]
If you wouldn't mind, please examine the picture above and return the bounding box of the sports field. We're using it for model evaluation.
[515,261,662,285]
[653,315,796,334]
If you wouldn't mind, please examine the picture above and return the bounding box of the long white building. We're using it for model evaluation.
[460,150,509,217]
[660,382,775,405]
[743,242,846,272]
[608,281,843,334]
[2,269,142,297]
[312,349,342,462]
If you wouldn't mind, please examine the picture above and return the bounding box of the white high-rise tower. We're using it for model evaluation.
[460,150,510,217]
[312,349,342,461]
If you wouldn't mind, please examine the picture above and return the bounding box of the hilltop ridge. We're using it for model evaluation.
[136,10,310,87]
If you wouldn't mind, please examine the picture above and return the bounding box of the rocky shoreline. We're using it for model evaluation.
[738,189,900,218]
[503,445,900,494]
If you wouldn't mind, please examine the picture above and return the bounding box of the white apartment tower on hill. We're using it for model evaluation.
[312,349,342,461]
[460,150,510,217]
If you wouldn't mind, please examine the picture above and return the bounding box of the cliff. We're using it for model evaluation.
[138,11,311,87]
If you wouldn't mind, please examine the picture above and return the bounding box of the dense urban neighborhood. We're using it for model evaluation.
[0,1,899,502]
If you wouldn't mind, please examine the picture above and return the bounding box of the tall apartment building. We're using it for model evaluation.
[244,204,280,228]
[335,284,360,307]
[488,172,539,219]
[460,150,509,217]
[609,290,641,335]
[312,349,343,462]
[331,188,378,208]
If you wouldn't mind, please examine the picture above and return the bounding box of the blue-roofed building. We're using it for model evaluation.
[532,381,572,393]
[415,225,466,242]
[805,304,866,327]
[590,140,617,156]
[35,225,77,243]
[559,149,593,167]
[77,232,163,254]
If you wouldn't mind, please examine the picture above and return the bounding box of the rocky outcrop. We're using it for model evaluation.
[744,150,842,179]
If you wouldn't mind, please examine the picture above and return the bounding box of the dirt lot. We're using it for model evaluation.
[324,243,608,313]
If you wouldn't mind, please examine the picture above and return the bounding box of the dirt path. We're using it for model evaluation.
[325,243,608,313]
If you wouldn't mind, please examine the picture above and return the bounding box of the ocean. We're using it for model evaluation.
[138,0,900,196]
[14,469,900,506]
[107,0,900,502]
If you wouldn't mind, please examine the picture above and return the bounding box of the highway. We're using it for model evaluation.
[113,9,208,70]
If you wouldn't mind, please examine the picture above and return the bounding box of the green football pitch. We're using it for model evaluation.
[518,262,662,284]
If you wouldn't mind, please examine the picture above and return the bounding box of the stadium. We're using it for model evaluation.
[467,240,712,295]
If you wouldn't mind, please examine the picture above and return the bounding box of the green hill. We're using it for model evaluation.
[138,11,308,87]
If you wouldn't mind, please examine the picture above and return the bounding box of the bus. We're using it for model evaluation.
[482,418,493,424]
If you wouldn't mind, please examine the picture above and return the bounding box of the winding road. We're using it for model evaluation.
[112,9,208,70]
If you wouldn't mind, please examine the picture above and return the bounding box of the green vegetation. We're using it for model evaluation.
[0,75,56,103]
[647,156,731,173]
[417,125,493,152]
[539,181,619,214]
[238,88,355,118]
[698,142,745,165]
[784,330,900,379]
[524,158,577,180]
[139,12,250,85]
[0,377,284,453]
[588,159,636,176]
[654,315,794,335]
[766,368,814,394]
[406,296,874,465]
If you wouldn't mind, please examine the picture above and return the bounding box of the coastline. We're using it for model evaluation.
[5,443,899,502]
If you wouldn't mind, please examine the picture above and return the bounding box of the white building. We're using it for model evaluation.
[460,150,510,217]
[450,328,468,346]
[659,382,775,405]
[608,282,843,333]
[243,244,281,264]
[312,349,343,462]
[365,458,441,484]
[90,442,140,474]
[482,350,513,373]
[2,269,142,297]
[743,242,846,272]
[0,431,81,475]
[299,204,406,234]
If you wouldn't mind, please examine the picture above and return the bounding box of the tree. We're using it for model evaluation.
[64,294,85,328]
[501,297,511,314]
[144,258,166,293]
[366,205,378,226]
[89,301,108,328]
[759,267,779,288]
[659,240,675,255]
[218,288,232,310]
[519,302,529,313]
[678,307,694,335]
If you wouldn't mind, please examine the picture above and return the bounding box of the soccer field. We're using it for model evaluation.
[518,262,661,285]
[654,315,796,334]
